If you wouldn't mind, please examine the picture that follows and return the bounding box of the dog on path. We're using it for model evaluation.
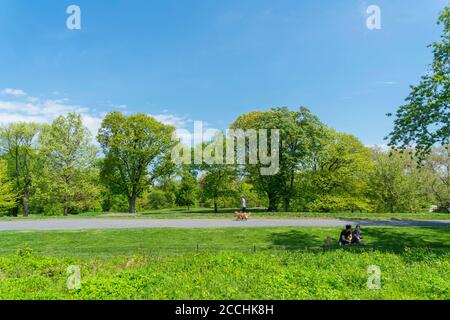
[235,212,250,220]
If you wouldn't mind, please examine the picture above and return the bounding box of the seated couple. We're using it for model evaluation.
[339,224,365,245]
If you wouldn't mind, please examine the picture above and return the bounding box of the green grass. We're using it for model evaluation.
[0,226,449,257]
[1,250,448,300]
[1,207,449,220]
[0,226,448,299]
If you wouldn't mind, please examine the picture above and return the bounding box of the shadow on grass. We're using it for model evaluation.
[363,227,450,250]
[268,229,322,250]
[267,227,450,259]
[337,218,450,227]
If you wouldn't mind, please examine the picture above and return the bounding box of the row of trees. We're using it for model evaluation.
[0,108,449,216]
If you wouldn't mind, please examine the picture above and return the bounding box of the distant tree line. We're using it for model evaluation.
[0,108,448,216]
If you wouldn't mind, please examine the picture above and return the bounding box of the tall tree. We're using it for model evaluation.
[422,145,450,212]
[197,134,238,213]
[199,168,236,213]
[175,170,198,210]
[303,131,374,212]
[39,113,98,215]
[98,112,175,213]
[369,148,430,213]
[388,6,449,159]
[230,107,326,211]
[0,123,40,216]
[0,159,16,214]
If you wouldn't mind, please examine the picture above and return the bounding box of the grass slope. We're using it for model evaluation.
[0,226,448,300]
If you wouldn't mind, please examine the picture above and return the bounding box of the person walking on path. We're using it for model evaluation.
[241,195,246,213]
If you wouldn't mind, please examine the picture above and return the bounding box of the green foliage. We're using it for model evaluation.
[101,191,129,213]
[16,243,34,258]
[175,170,198,210]
[307,195,372,213]
[0,122,41,216]
[98,112,176,213]
[199,168,237,212]
[146,190,168,210]
[422,146,450,212]
[0,106,447,216]
[37,113,100,215]
[388,6,450,158]
[298,131,374,212]
[135,189,176,211]
[230,106,327,211]
[0,160,16,214]
[369,149,431,213]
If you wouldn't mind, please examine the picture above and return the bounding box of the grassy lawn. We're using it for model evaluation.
[0,226,449,256]
[0,226,449,299]
[1,207,449,220]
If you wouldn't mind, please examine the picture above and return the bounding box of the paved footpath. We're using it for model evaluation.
[0,218,448,231]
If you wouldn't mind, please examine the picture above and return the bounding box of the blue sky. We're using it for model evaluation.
[0,0,448,145]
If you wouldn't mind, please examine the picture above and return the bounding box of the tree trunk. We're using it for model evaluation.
[14,146,20,217]
[63,195,68,216]
[283,198,289,212]
[267,192,278,212]
[23,174,30,217]
[214,197,218,213]
[128,194,137,213]
[22,189,30,217]
[283,173,294,212]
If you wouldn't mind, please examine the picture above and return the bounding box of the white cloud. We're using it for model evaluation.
[0,90,196,146]
[82,114,103,139]
[1,88,27,97]
[0,94,103,139]
[150,113,191,128]
[365,143,390,151]
[0,113,48,124]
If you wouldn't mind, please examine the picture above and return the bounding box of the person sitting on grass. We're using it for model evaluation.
[339,225,353,245]
[351,224,365,245]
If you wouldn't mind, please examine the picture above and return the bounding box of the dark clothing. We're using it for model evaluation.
[339,229,352,244]
[241,207,246,213]
[352,229,364,245]
[352,229,361,239]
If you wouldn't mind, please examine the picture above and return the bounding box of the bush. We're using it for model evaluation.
[16,243,34,257]
[307,195,372,213]
[148,190,171,210]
